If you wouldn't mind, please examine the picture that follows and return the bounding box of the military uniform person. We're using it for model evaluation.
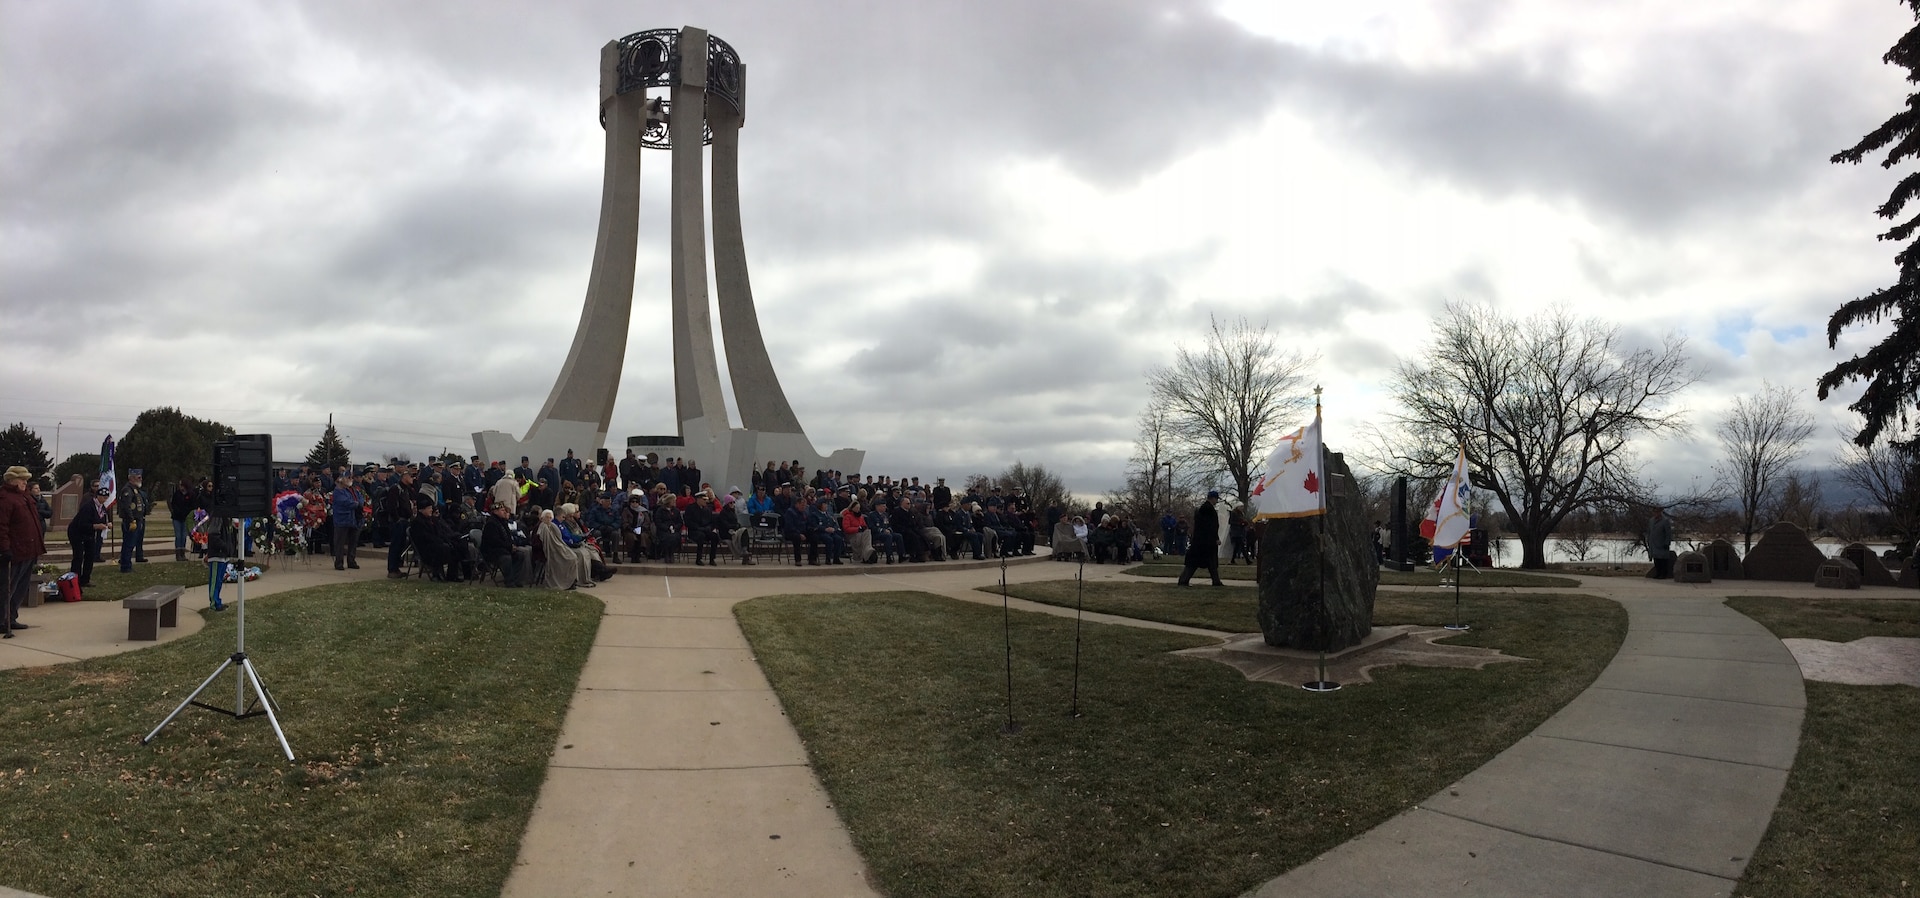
[119,468,152,571]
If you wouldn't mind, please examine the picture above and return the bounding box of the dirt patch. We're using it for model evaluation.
[1782,637,1920,688]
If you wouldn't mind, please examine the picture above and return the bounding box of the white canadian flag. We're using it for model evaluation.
[1250,412,1325,520]
[1429,446,1473,549]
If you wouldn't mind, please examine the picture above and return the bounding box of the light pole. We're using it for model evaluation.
[1159,460,1173,553]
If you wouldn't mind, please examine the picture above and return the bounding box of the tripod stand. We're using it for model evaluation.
[142,533,295,761]
[1440,551,1473,632]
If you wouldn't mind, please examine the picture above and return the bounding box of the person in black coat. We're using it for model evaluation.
[408,500,459,581]
[684,492,719,566]
[480,504,526,586]
[1178,491,1224,587]
[168,479,198,562]
[67,489,110,587]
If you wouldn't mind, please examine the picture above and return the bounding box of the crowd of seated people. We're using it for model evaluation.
[262,452,1063,588]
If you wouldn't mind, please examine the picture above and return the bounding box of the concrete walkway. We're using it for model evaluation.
[1248,576,1812,898]
[499,556,1168,897]
[0,560,390,671]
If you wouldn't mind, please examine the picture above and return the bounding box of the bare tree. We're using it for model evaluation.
[1765,471,1824,534]
[997,461,1074,517]
[1378,301,1697,569]
[1713,383,1817,551]
[1147,316,1316,507]
[1110,406,1208,538]
[1834,429,1919,552]
[1559,510,1600,562]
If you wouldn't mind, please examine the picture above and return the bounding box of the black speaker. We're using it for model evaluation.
[596,447,610,466]
[209,434,274,519]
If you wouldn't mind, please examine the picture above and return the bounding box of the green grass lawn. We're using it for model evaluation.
[41,560,216,603]
[1727,594,1920,898]
[735,589,1625,898]
[0,581,602,898]
[1119,562,1577,588]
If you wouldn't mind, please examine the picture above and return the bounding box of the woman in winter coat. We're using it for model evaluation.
[536,508,594,590]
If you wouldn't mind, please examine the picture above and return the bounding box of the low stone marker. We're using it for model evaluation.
[1705,539,1743,579]
[1674,550,1712,583]
[1901,563,1917,589]
[1814,558,1862,590]
[1742,522,1827,582]
[1840,543,1898,587]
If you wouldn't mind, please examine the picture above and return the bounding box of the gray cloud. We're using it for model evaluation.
[0,0,1904,499]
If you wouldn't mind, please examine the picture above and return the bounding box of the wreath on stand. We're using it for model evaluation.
[249,492,310,563]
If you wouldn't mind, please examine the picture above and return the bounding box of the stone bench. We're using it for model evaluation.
[123,585,185,641]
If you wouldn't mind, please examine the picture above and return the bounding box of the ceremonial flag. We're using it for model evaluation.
[1250,409,1324,520]
[1429,446,1472,549]
[99,435,118,510]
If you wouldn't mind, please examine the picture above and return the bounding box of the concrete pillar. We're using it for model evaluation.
[668,26,731,441]
[709,66,804,435]
[481,41,644,462]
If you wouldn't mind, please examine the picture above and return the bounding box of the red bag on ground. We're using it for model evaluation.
[57,573,82,603]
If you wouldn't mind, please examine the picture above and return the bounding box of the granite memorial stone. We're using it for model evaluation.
[1256,449,1377,651]
[1674,550,1711,583]
[1840,543,1898,587]
[1814,557,1862,590]
[1704,539,1743,579]
[1741,522,1827,582]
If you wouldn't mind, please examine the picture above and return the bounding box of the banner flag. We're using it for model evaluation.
[99,435,118,510]
[1430,446,1472,549]
[1250,410,1325,520]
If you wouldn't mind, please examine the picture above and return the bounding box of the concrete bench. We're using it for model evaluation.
[123,585,185,641]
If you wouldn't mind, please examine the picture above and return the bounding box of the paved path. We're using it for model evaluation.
[500,556,1149,897]
[0,560,390,671]
[1248,576,1813,898]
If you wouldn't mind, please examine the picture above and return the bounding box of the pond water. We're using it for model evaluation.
[1485,537,1899,567]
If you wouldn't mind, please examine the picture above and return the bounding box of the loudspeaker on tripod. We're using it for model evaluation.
[208,434,273,519]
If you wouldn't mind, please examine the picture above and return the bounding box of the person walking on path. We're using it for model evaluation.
[0,466,47,637]
[1645,506,1675,579]
[1177,490,1225,587]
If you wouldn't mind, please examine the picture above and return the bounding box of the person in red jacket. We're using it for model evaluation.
[0,466,48,637]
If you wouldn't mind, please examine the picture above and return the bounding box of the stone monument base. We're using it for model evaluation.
[475,418,607,470]
[1177,626,1528,688]
[627,417,864,497]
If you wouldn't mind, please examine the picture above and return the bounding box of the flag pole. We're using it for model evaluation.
[1443,446,1471,631]
[1067,555,1086,718]
[1302,388,1340,693]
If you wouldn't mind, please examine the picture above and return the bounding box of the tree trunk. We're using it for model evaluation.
[1518,533,1548,569]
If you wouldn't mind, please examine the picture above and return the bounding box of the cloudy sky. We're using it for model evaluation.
[1,0,1911,499]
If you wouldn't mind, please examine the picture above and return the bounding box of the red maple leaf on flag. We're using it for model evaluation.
[1303,470,1320,494]
[1251,475,1267,496]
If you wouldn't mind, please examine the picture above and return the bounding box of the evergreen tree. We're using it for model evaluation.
[0,422,52,479]
[1823,0,1920,451]
[54,452,100,487]
[118,407,234,493]
[307,420,351,471]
